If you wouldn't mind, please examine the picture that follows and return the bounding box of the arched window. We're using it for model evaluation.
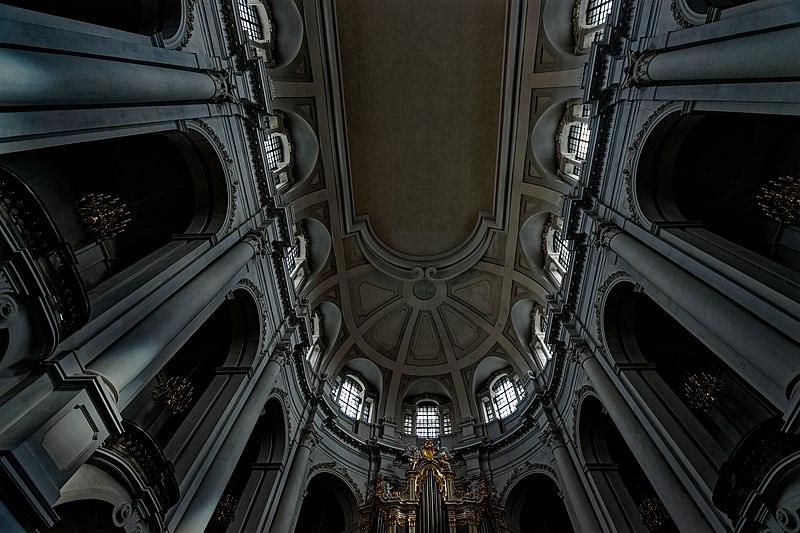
[286,222,309,290]
[543,214,571,285]
[264,114,293,190]
[237,0,276,65]
[573,0,614,51]
[331,372,375,423]
[479,371,527,422]
[557,102,592,182]
[530,304,553,370]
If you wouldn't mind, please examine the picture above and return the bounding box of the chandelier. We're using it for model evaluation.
[152,376,194,414]
[75,193,131,240]
[213,494,238,527]
[638,497,669,531]
[757,175,800,225]
[684,372,726,412]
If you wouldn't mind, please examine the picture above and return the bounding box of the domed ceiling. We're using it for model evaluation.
[297,0,576,422]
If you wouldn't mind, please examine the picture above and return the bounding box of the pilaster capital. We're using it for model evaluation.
[242,227,269,256]
[593,222,623,249]
[299,426,321,449]
[568,343,595,364]
[538,424,566,449]
[622,49,657,88]
[207,69,237,103]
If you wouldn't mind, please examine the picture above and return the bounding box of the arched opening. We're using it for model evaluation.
[121,289,261,483]
[602,282,777,461]
[578,395,678,532]
[3,0,182,38]
[636,112,800,283]
[208,397,287,531]
[294,472,360,533]
[46,500,119,532]
[505,473,573,533]
[0,131,228,300]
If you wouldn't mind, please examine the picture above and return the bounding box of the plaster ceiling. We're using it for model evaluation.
[335,0,507,258]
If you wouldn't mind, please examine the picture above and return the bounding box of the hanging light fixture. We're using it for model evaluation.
[75,193,131,240]
[638,497,669,531]
[152,376,194,414]
[684,372,727,412]
[213,494,238,527]
[757,175,800,225]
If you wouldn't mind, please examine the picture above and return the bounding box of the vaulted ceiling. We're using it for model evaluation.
[284,0,585,423]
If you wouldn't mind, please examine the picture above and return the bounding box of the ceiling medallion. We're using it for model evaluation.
[402,279,446,310]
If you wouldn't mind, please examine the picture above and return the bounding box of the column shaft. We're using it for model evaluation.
[581,353,715,531]
[268,433,316,533]
[644,27,800,83]
[88,233,262,403]
[0,48,219,106]
[172,356,284,533]
[607,230,799,409]
[550,442,602,532]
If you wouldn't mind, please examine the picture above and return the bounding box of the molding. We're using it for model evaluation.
[499,462,557,502]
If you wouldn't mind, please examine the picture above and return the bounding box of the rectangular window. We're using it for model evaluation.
[567,123,590,162]
[285,240,297,271]
[264,134,283,172]
[337,378,362,419]
[361,400,372,423]
[553,230,571,269]
[586,0,613,26]
[404,413,414,434]
[492,377,519,419]
[415,404,440,438]
[238,0,264,41]
[516,380,526,400]
[484,400,495,423]
[442,412,452,435]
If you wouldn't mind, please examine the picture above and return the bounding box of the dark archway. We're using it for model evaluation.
[3,0,183,38]
[578,395,678,532]
[295,472,360,533]
[636,112,800,281]
[505,473,573,533]
[45,500,120,533]
[0,131,228,296]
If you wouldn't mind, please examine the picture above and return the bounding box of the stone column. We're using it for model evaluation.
[597,224,799,410]
[268,426,321,533]
[539,425,602,532]
[88,229,267,405]
[574,347,716,532]
[625,26,800,86]
[0,48,227,106]
[171,347,288,533]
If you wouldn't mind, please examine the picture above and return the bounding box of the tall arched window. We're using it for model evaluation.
[331,372,375,423]
[237,0,276,65]
[557,102,592,182]
[543,215,571,285]
[264,114,293,189]
[479,370,527,422]
[573,0,614,51]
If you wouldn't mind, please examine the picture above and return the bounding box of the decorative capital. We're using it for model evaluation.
[243,227,269,255]
[622,49,657,88]
[299,426,321,449]
[208,69,238,103]
[593,222,623,249]
[568,343,594,364]
[538,424,565,449]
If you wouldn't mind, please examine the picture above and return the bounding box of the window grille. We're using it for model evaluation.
[265,134,283,172]
[285,240,297,271]
[361,401,371,423]
[492,376,519,419]
[415,403,440,438]
[553,230,571,269]
[484,399,495,422]
[567,123,590,161]
[238,0,264,41]
[581,104,591,118]
[587,0,613,26]
[442,412,452,435]
[337,377,363,419]
[404,413,414,434]
[516,380,526,400]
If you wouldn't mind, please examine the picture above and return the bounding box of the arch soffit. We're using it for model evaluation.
[262,396,289,463]
[540,0,581,57]
[268,0,305,69]
[225,285,265,368]
[593,270,635,353]
[274,109,320,191]
[519,211,553,271]
[339,356,383,397]
[301,216,332,284]
[306,469,363,519]
[317,300,342,361]
[529,99,570,183]
[472,355,518,395]
[500,468,561,510]
[574,391,607,464]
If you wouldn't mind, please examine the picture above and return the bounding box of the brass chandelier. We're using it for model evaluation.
[638,497,670,531]
[152,376,194,414]
[684,372,727,412]
[757,175,800,225]
[75,193,131,240]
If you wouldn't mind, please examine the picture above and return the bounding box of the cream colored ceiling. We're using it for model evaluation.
[335,0,506,258]
[294,0,580,422]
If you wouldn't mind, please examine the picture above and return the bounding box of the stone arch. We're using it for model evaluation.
[504,471,574,533]
[295,471,361,533]
[529,99,571,182]
[541,0,581,57]
[301,217,333,287]
[634,110,800,284]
